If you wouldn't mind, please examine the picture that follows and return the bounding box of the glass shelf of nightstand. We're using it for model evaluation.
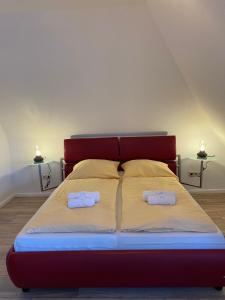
[27,160,56,167]
[189,156,216,161]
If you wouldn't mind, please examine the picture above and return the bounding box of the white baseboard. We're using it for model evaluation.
[15,192,53,197]
[0,191,54,207]
[188,188,225,193]
[0,193,15,208]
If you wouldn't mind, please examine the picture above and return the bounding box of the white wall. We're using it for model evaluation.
[0,0,224,192]
[147,0,225,189]
[0,124,13,203]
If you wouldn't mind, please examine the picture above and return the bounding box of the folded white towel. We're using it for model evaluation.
[68,198,96,208]
[143,191,176,205]
[68,191,100,203]
[67,191,100,208]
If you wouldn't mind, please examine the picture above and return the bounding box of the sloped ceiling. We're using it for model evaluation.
[0,0,224,173]
[147,0,225,145]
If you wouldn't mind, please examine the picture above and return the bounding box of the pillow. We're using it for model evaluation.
[66,159,120,179]
[121,159,177,178]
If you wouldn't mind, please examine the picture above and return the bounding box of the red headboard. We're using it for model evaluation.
[63,135,177,177]
[119,136,176,174]
[64,137,119,176]
[120,136,176,160]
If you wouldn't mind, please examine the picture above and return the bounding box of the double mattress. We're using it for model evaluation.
[14,174,225,252]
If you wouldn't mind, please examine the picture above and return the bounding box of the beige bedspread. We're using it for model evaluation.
[121,177,217,233]
[24,178,119,233]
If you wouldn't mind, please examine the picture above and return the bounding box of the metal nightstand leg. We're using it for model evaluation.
[181,159,211,188]
[200,160,204,188]
[38,164,44,191]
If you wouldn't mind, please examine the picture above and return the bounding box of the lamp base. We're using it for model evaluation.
[197,151,207,159]
[33,155,44,163]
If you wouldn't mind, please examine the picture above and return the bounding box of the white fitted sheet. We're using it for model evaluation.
[14,229,225,252]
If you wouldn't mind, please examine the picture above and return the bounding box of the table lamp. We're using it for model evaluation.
[197,140,207,159]
[33,145,44,163]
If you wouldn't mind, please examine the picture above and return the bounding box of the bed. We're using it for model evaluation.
[6,135,225,290]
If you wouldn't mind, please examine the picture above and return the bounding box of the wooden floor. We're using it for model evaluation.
[192,193,225,234]
[0,193,225,299]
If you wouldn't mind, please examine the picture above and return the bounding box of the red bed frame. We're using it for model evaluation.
[6,135,225,290]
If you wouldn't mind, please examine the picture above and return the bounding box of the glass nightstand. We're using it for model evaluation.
[28,160,58,191]
[181,156,215,188]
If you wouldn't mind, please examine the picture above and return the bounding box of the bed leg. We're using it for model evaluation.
[214,286,223,291]
[22,288,30,293]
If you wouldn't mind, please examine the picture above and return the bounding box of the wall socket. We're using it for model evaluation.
[188,172,200,177]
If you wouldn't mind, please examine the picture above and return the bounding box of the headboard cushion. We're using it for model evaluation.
[120,136,176,161]
[64,137,119,163]
[64,135,177,177]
